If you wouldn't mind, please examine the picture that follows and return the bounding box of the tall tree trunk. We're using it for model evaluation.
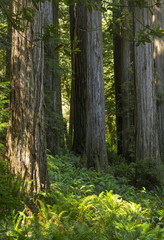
[113,0,135,160]
[44,0,64,155]
[113,2,123,156]
[153,2,164,161]
[73,4,108,171]
[134,1,161,165]
[6,1,12,81]
[68,4,76,150]
[6,0,49,192]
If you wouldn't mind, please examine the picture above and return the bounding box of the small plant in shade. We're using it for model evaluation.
[136,157,164,189]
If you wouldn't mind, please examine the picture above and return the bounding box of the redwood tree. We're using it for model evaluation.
[134,0,161,165]
[153,1,164,161]
[44,0,64,155]
[73,3,108,171]
[113,0,135,160]
[68,4,76,149]
[6,0,49,191]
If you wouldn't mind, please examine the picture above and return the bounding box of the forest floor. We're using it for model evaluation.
[0,152,164,239]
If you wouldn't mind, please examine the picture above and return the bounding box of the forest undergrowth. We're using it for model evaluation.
[0,152,164,239]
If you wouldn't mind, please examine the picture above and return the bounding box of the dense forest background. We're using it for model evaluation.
[1,0,164,239]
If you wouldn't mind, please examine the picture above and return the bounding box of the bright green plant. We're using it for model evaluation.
[1,153,164,239]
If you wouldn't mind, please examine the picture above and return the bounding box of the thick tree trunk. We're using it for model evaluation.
[44,0,64,155]
[113,0,134,160]
[73,4,108,171]
[153,2,164,161]
[134,1,161,165]
[6,0,49,192]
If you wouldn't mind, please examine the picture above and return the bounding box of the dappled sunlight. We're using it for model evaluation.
[1,0,164,238]
[154,38,164,57]
[153,2,164,58]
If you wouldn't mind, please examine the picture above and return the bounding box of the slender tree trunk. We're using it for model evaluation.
[6,0,49,192]
[134,1,161,165]
[113,0,135,160]
[73,4,108,171]
[153,2,164,161]
[44,0,64,155]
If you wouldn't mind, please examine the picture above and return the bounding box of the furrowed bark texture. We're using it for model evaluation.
[73,5,108,171]
[113,4,122,155]
[113,0,134,160]
[120,0,135,160]
[134,2,161,164]
[44,0,64,155]
[6,0,49,192]
[153,2,164,161]
[6,2,12,81]
[68,4,76,149]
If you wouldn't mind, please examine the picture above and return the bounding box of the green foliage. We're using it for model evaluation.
[136,24,164,46]
[0,80,9,153]
[108,149,136,183]
[1,153,164,239]
[0,161,24,220]
[0,3,10,155]
[107,150,164,190]
[136,157,164,189]
[1,0,164,239]
[102,8,117,151]
[59,2,72,110]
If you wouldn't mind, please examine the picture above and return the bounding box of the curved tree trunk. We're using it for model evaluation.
[44,0,64,155]
[153,2,164,161]
[6,0,49,192]
[134,1,161,165]
[73,4,108,171]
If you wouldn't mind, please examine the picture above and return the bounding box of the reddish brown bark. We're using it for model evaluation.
[6,0,49,192]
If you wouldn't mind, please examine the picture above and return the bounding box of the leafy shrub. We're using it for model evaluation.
[136,157,164,189]
[108,149,163,190]
[0,161,24,218]
[107,149,136,185]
